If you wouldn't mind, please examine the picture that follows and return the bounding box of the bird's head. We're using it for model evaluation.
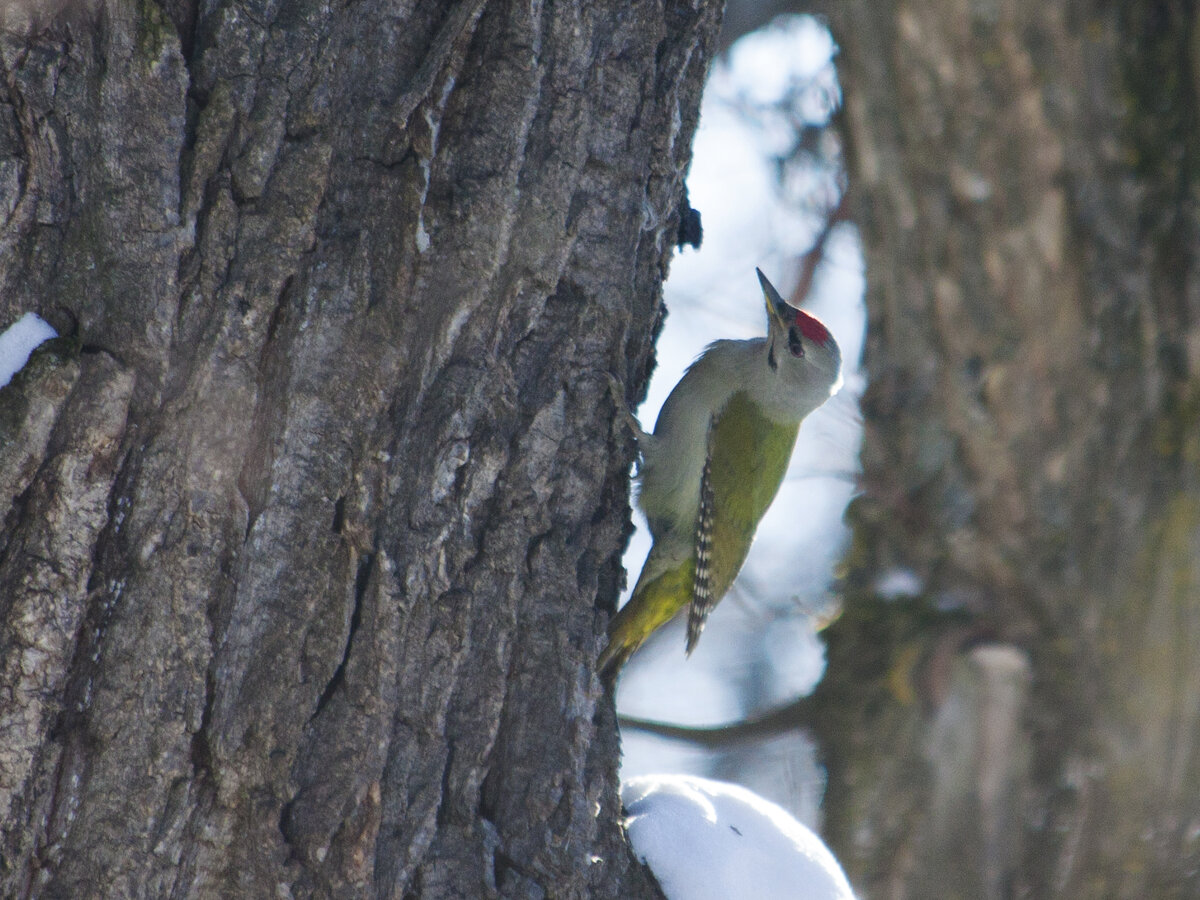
[757,268,842,390]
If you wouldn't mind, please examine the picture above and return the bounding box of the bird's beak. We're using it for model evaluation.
[757,268,793,331]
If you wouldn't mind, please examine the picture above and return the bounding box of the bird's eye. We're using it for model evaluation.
[787,327,805,358]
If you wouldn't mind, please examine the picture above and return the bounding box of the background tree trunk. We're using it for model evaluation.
[812,1,1200,897]
[0,0,722,896]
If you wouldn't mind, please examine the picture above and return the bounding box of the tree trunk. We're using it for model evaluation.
[817,1,1200,897]
[0,0,721,896]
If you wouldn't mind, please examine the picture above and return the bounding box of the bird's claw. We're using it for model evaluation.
[600,371,649,446]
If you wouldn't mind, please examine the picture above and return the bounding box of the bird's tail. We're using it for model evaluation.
[597,557,694,681]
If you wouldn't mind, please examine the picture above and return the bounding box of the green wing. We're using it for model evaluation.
[685,391,800,653]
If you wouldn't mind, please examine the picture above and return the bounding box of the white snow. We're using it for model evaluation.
[622,774,856,900]
[874,567,925,600]
[0,313,57,388]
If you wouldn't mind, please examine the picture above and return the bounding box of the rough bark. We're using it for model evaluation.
[0,0,722,896]
[813,1,1200,897]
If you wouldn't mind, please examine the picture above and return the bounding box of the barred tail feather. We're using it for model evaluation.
[687,440,716,654]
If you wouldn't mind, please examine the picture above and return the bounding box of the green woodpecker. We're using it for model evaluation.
[599,269,842,677]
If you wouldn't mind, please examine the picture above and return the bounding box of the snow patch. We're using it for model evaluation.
[874,567,924,600]
[0,313,58,388]
[623,774,856,900]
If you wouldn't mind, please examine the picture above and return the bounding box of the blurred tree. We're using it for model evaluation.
[801,1,1200,897]
[0,0,721,896]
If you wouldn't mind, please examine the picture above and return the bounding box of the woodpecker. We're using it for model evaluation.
[599,269,842,677]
